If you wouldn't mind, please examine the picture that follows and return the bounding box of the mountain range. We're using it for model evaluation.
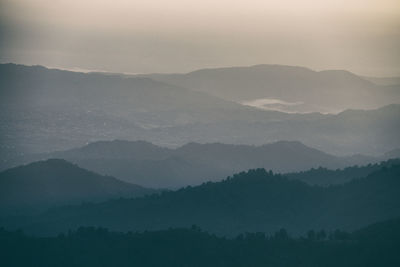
[144,64,400,113]
[4,140,399,188]
[0,63,300,159]
[4,163,400,236]
[1,155,399,218]
[151,104,400,155]
[1,63,400,160]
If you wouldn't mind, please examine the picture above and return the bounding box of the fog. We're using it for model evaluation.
[1,0,399,76]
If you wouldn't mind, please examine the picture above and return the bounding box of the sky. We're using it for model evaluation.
[0,0,399,76]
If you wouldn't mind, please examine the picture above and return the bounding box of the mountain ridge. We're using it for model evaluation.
[3,139,392,188]
[1,63,399,158]
[143,64,399,113]
[0,159,156,216]
[7,164,400,236]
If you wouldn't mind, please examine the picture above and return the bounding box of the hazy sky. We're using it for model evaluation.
[1,0,399,76]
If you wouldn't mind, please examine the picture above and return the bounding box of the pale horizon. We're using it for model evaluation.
[1,0,399,76]
[1,61,399,78]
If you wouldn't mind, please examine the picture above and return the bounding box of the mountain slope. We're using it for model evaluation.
[363,76,400,86]
[1,140,379,188]
[151,104,400,155]
[1,64,399,158]
[0,63,296,159]
[11,164,400,236]
[0,159,156,215]
[145,64,400,113]
[286,158,400,185]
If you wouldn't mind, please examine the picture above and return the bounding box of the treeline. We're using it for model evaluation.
[9,164,399,236]
[1,218,400,267]
[286,158,400,185]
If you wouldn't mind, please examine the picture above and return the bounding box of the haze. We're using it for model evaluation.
[1,0,399,75]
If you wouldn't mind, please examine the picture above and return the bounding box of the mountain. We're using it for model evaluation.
[1,140,382,188]
[383,148,400,160]
[0,63,312,160]
[363,76,400,86]
[286,158,400,185]
[1,64,399,158]
[150,104,400,155]
[8,164,400,236]
[0,159,156,216]
[145,64,400,113]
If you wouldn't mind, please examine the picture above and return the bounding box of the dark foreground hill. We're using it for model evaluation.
[1,218,400,267]
[4,140,392,188]
[0,159,156,216]
[286,158,400,185]
[7,164,400,236]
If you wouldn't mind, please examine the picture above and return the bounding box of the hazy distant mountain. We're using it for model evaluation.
[0,63,305,159]
[1,140,384,188]
[382,148,400,160]
[1,64,399,158]
[145,64,400,113]
[0,159,156,216]
[10,165,400,236]
[151,104,400,155]
[363,76,400,86]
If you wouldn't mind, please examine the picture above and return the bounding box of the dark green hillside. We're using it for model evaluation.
[12,164,400,236]
[0,159,156,216]
[286,158,400,185]
[1,218,400,267]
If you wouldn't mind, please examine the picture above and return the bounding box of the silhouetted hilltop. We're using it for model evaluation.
[66,140,171,160]
[0,159,156,216]
[3,140,380,188]
[287,158,400,185]
[11,164,400,236]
